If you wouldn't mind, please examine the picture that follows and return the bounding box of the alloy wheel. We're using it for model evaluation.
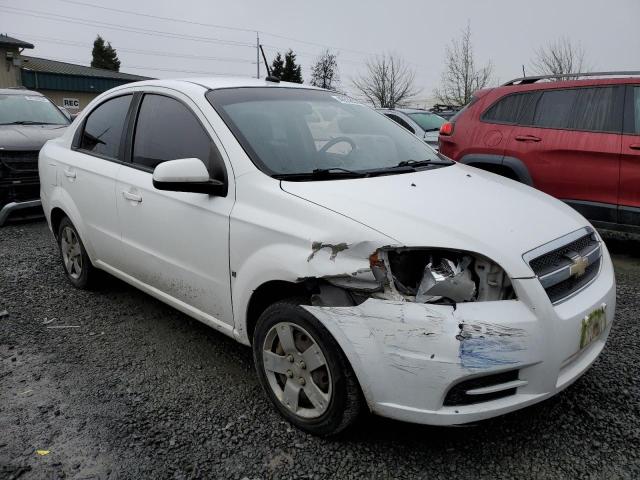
[60,226,83,280]
[262,322,332,419]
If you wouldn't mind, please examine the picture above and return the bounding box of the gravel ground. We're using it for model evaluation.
[1,221,639,480]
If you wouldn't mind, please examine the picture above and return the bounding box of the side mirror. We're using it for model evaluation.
[152,158,227,196]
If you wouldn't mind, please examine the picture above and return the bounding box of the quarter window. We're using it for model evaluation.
[132,94,224,179]
[80,95,132,159]
[482,92,537,124]
[532,89,578,128]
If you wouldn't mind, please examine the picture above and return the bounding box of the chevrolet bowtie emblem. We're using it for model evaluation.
[569,255,589,277]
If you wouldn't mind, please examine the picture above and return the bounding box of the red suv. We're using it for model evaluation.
[439,73,640,234]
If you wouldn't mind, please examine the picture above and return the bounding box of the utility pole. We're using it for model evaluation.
[256,32,260,79]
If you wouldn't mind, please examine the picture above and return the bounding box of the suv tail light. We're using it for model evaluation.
[440,122,454,136]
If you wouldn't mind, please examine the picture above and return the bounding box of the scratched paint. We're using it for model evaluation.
[457,322,526,369]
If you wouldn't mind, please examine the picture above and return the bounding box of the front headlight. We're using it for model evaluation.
[369,248,515,304]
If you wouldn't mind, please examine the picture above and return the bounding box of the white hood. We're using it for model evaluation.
[280,163,590,278]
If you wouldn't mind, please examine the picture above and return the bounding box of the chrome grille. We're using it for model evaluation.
[524,227,602,304]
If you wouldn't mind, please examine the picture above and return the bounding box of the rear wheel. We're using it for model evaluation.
[57,217,97,289]
[253,298,363,436]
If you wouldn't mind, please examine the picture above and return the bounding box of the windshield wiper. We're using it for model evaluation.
[395,159,450,168]
[274,167,369,180]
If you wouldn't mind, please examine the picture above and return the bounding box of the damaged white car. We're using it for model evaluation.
[39,78,616,436]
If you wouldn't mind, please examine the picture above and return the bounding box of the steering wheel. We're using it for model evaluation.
[319,136,356,156]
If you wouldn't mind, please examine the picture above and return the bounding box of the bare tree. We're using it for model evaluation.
[531,37,588,80]
[434,23,493,107]
[352,53,420,108]
[310,49,339,91]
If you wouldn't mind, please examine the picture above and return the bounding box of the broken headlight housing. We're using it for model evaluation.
[370,248,515,304]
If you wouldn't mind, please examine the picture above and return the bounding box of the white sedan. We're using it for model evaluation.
[39,77,615,436]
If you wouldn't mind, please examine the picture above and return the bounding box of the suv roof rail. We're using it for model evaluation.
[502,70,640,86]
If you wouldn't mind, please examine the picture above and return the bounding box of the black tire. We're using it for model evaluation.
[57,216,97,289]
[253,297,364,437]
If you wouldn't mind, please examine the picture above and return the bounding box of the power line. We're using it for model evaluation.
[54,0,377,58]
[57,0,256,34]
[9,32,256,64]
[48,0,403,67]
[0,5,255,48]
[24,55,253,77]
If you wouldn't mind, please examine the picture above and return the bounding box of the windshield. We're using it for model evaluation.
[0,93,69,125]
[207,88,448,178]
[407,112,446,131]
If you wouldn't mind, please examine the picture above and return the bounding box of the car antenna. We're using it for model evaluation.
[260,45,280,83]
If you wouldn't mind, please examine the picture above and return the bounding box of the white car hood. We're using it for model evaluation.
[280,163,590,278]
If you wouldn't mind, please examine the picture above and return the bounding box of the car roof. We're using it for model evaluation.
[122,77,323,92]
[0,87,43,96]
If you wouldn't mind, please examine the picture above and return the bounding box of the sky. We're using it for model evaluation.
[2,0,639,106]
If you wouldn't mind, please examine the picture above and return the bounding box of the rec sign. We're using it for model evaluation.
[62,98,80,109]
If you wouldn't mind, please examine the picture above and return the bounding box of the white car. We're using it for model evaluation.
[39,78,615,436]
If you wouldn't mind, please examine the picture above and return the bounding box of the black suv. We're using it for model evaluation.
[0,88,68,225]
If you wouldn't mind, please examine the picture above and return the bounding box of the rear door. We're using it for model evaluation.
[619,85,640,228]
[505,86,624,224]
[115,89,235,326]
[61,93,132,263]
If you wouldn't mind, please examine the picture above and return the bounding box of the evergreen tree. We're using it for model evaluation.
[271,53,284,78]
[282,50,303,83]
[91,35,121,71]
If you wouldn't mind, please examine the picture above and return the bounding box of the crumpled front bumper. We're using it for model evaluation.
[303,248,616,426]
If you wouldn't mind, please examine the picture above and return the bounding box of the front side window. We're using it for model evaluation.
[132,94,224,179]
[207,88,447,179]
[532,89,578,129]
[80,94,132,159]
[0,93,69,125]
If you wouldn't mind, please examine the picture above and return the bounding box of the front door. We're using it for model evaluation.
[116,91,235,326]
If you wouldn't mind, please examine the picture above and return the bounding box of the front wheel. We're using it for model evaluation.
[253,298,363,436]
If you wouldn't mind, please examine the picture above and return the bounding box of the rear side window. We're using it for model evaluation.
[80,95,132,159]
[132,94,224,179]
[533,89,578,128]
[568,87,620,133]
[385,114,415,134]
[482,92,537,124]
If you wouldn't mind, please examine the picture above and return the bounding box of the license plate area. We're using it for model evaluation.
[579,304,607,349]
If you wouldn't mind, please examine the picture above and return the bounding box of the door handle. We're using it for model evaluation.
[122,190,142,203]
[63,168,76,179]
[629,144,640,151]
[514,135,541,142]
